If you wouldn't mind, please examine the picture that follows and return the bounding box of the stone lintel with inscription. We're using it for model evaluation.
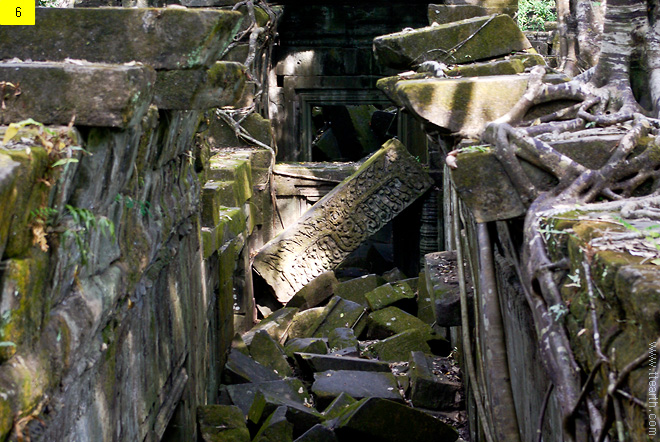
[253,138,433,303]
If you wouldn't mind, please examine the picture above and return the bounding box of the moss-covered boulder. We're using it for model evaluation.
[367,306,431,339]
[365,282,416,312]
[373,15,531,69]
[249,330,293,378]
[333,274,387,307]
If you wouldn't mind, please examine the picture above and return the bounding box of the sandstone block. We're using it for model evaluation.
[154,62,247,110]
[254,139,432,302]
[311,370,402,407]
[0,62,155,128]
[294,424,338,442]
[287,271,339,310]
[226,378,312,415]
[252,406,294,442]
[409,352,462,410]
[373,15,531,69]
[369,328,450,362]
[333,274,387,306]
[284,338,328,358]
[0,154,19,259]
[248,390,322,437]
[223,348,282,384]
[331,398,459,442]
[327,327,358,353]
[287,308,327,340]
[367,306,431,339]
[249,330,293,378]
[310,297,368,338]
[365,282,416,312]
[320,392,357,420]
[0,8,243,69]
[242,308,299,345]
[294,353,390,374]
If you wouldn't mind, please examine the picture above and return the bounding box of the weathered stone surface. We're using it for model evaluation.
[367,306,431,339]
[254,139,432,302]
[249,330,293,378]
[287,271,339,309]
[332,398,459,442]
[248,390,322,435]
[223,348,282,384]
[416,272,436,324]
[369,328,449,362]
[381,74,557,138]
[373,15,531,69]
[428,4,517,24]
[0,8,243,69]
[0,153,19,260]
[225,378,312,415]
[253,406,294,442]
[365,282,416,312]
[197,405,250,442]
[287,308,327,340]
[284,338,328,358]
[445,57,526,77]
[205,113,274,150]
[295,353,391,374]
[242,307,299,345]
[311,370,402,406]
[310,297,368,338]
[0,62,155,127]
[294,424,338,442]
[327,327,358,353]
[320,392,357,420]
[382,267,407,283]
[154,62,247,110]
[409,352,461,410]
[424,251,467,326]
[333,274,387,306]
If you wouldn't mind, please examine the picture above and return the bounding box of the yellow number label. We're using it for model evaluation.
[1,0,35,25]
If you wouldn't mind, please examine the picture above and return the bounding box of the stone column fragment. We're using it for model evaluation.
[253,139,433,303]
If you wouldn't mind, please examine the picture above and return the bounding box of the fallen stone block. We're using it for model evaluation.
[232,332,251,356]
[286,271,339,310]
[153,62,247,110]
[248,390,322,437]
[331,398,459,442]
[242,307,299,345]
[311,370,402,407]
[249,330,293,378]
[0,62,155,128]
[379,74,563,138]
[310,297,368,338]
[373,15,531,69]
[369,328,451,362]
[225,378,312,415]
[409,351,462,410]
[222,348,282,384]
[333,274,387,306]
[197,405,250,442]
[287,308,327,340]
[320,392,357,420]
[428,4,517,24]
[382,267,407,283]
[416,272,436,325]
[367,306,431,339]
[284,338,328,358]
[365,282,416,313]
[208,155,253,201]
[253,139,433,303]
[327,327,358,353]
[425,251,471,326]
[293,424,338,442]
[295,353,391,375]
[0,8,243,69]
[205,112,275,150]
[252,406,294,442]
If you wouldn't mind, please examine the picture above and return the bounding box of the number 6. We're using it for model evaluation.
[16,7,21,17]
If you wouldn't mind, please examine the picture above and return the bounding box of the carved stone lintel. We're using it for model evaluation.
[253,139,434,303]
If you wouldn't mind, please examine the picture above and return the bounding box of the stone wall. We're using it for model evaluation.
[0,6,278,441]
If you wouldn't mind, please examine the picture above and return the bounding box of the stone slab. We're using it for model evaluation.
[249,330,293,378]
[369,328,449,362]
[0,62,155,128]
[332,398,459,442]
[223,348,282,384]
[225,378,312,415]
[365,282,415,312]
[0,8,243,70]
[321,392,357,420]
[254,139,432,302]
[284,338,328,358]
[286,270,339,310]
[310,297,368,338]
[287,308,327,340]
[242,307,299,345]
[367,306,432,339]
[373,15,531,69]
[294,424,338,442]
[409,352,461,410]
[294,353,391,374]
[248,390,322,436]
[153,62,247,110]
[197,405,250,442]
[253,406,293,442]
[311,370,402,406]
[327,327,358,352]
[333,274,387,306]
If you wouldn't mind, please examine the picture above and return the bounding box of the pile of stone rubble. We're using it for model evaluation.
[199,268,466,442]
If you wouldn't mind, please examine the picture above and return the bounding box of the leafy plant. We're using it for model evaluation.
[549,303,569,322]
[62,205,115,266]
[518,0,557,31]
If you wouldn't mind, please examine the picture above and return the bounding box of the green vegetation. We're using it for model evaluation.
[517,0,557,31]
